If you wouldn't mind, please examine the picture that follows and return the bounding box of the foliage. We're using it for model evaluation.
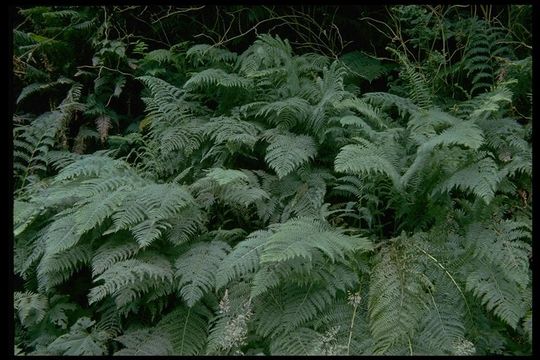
[13,5,532,356]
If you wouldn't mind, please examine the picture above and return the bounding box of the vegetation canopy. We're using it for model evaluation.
[12,5,532,356]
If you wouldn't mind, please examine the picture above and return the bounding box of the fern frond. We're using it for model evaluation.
[184,68,252,90]
[265,133,317,179]
[187,43,237,66]
[364,92,420,117]
[156,306,209,355]
[47,317,109,355]
[466,221,531,288]
[37,243,92,290]
[465,262,527,329]
[256,97,311,129]
[114,328,173,355]
[175,241,231,306]
[335,138,402,190]
[166,208,207,245]
[269,327,322,355]
[368,244,429,354]
[433,157,500,204]
[216,229,271,289]
[254,284,336,337]
[340,51,388,82]
[91,237,140,277]
[14,111,63,191]
[14,291,49,327]
[260,217,372,263]
[204,116,261,149]
[88,253,173,305]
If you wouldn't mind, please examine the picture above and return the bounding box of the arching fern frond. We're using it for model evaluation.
[156,306,209,355]
[215,229,271,289]
[114,328,173,355]
[175,241,231,307]
[433,157,500,204]
[88,252,173,305]
[260,217,372,263]
[368,243,430,354]
[335,138,402,191]
[183,68,252,90]
[264,133,317,179]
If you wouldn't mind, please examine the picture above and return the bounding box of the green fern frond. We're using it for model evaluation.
[14,291,49,327]
[137,76,183,101]
[114,328,173,355]
[88,252,173,305]
[416,120,484,154]
[254,284,336,337]
[466,221,531,288]
[204,116,261,149]
[184,68,252,90]
[364,92,420,117]
[416,290,466,354]
[337,98,387,129]
[175,241,231,306]
[91,238,140,277]
[256,97,311,129]
[260,217,372,263]
[47,317,109,355]
[216,229,271,289]
[265,133,317,179]
[111,183,195,246]
[269,327,322,355]
[14,111,63,191]
[187,44,237,66]
[204,168,249,186]
[335,138,402,190]
[16,76,74,104]
[166,208,207,245]
[340,51,388,83]
[38,243,92,290]
[53,155,131,182]
[368,243,429,354]
[465,261,527,329]
[387,47,431,109]
[156,306,209,355]
[433,157,500,204]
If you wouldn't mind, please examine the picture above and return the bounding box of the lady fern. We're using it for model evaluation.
[13,7,531,355]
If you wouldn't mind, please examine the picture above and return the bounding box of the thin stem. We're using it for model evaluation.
[346,303,358,355]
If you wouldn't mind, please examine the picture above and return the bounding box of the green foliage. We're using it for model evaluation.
[13,5,531,356]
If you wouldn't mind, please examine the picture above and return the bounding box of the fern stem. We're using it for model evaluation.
[411,243,472,318]
[346,303,358,355]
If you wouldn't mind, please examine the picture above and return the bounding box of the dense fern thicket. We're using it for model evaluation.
[12,5,532,356]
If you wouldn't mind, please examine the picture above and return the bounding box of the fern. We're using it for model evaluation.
[335,138,402,190]
[433,157,501,204]
[368,242,429,354]
[14,291,49,327]
[14,111,63,192]
[264,133,317,179]
[261,217,372,263]
[184,68,252,90]
[215,230,271,289]
[204,116,261,149]
[269,327,322,355]
[13,10,532,355]
[114,328,173,355]
[156,306,209,355]
[88,252,174,306]
[465,262,527,330]
[47,317,109,356]
[175,241,231,306]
